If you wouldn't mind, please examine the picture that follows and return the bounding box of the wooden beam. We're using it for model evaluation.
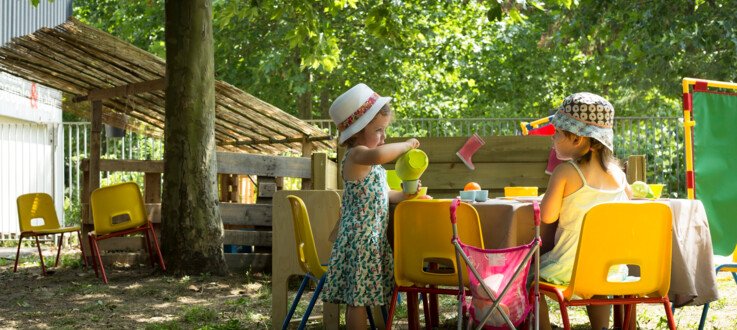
[217,152,312,178]
[222,135,332,146]
[223,230,272,246]
[73,78,166,102]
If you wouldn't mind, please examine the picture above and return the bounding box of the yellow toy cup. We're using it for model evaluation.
[386,170,402,191]
[504,186,538,197]
[395,149,429,194]
[648,184,665,199]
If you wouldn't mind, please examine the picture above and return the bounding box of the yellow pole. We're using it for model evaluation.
[682,78,737,199]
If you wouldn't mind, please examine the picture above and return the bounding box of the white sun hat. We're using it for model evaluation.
[329,83,392,144]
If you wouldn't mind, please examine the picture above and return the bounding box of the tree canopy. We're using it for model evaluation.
[73,0,737,120]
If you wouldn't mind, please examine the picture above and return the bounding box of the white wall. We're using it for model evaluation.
[0,72,64,235]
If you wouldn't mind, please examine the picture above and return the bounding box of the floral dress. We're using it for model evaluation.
[322,152,394,306]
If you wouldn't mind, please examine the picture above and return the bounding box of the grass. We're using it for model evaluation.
[1,246,736,329]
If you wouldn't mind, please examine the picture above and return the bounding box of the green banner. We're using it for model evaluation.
[693,91,737,255]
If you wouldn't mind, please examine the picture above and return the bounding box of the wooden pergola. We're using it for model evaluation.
[0,18,333,156]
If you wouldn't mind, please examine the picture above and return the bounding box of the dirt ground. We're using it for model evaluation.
[1,247,736,329]
[0,249,272,329]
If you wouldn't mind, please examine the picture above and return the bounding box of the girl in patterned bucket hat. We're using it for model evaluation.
[538,92,634,330]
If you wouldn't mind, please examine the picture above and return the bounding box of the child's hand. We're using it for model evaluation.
[405,138,420,150]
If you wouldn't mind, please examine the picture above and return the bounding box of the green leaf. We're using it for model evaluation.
[694,0,706,10]
[486,4,503,22]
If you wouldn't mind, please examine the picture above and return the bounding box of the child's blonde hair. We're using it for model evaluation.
[341,103,393,147]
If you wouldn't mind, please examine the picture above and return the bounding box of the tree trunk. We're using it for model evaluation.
[161,0,227,275]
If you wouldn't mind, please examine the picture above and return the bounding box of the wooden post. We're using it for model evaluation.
[89,100,102,193]
[218,174,239,202]
[80,165,92,260]
[144,173,162,203]
[301,137,314,190]
[311,153,328,190]
[336,146,346,190]
[219,174,231,202]
[626,155,647,183]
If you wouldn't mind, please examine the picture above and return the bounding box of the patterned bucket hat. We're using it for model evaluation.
[550,92,615,151]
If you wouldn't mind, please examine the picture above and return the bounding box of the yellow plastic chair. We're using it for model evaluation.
[89,182,165,284]
[14,193,87,275]
[386,199,484,329]
[699,243,737,329]
[283,195,377,330]
[539,202,676,330]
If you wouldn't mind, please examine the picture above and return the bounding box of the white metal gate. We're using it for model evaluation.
[0,122,63,237]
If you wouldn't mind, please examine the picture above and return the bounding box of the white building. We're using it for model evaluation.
[0,0,72,238]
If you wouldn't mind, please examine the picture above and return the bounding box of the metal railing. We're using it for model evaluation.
[307,117,686,198]
[63,123,164,207]
[58,116,686,210]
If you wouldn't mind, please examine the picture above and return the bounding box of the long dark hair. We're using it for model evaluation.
[562,131,621,171]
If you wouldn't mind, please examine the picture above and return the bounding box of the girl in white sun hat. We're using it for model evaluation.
[538,92,634,330]
[322,83,426,328]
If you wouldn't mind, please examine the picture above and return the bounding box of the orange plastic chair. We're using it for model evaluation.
[539,202,676,330]
[386,199,484,329]
[89,182,165,284]
[14,193,88,275]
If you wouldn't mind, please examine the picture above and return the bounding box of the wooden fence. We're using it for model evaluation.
[79,151,338,272]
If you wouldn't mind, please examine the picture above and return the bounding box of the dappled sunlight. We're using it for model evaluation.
[128,312,178,324]
[177,296,211,305]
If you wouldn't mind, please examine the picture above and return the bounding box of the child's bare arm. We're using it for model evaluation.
[388,190,406,203]
[351,138,420,165]
[540,164,571,224]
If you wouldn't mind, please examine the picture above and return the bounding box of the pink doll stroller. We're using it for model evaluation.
[450,198,541,329]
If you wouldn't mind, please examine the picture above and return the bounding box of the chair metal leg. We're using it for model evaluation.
[88,235,99,278]
[663,299,677,330]
[148,223,166,271]
[90,237,108,284]
[386,286,400,330]
[13,235,24,272]
[698,303,709,330]
[297,275,326,330]
[421,293,430,329]
[622,303,635,330]
[282,275,311,330]
[547,291,570,330]
[35,236,47,275]
[367,306,376,330]
[54,233,65,268]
